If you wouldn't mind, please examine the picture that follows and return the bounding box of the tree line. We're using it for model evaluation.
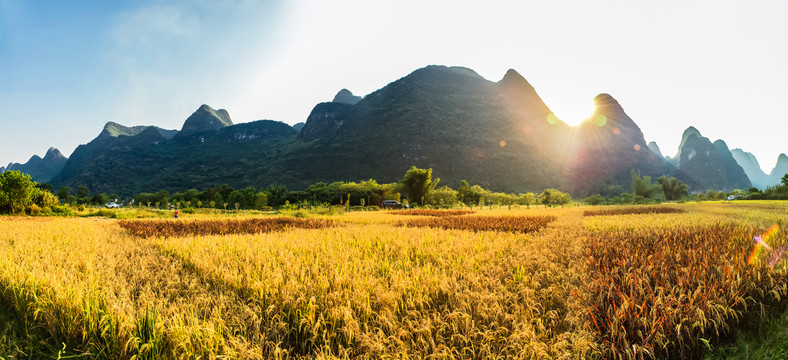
[9,165,784,215]
[50,166,572,211]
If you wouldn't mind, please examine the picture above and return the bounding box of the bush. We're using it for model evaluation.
[584,194,605,206]
[51,205,73,216]
[25,204,41,216]
[181,207,195,214]
[260,206,273,212]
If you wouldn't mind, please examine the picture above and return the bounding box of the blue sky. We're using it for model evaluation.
[2,0,787,174]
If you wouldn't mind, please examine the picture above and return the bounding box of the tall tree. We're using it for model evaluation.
[632,170,662,199]
[457,180,470,205]
[57,186,70,200]
[401,166,440,206]
[657,175,690,201]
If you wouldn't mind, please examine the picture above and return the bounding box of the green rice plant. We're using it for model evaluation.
[127,307,164,360]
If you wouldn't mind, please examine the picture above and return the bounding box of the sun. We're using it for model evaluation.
[548,100,597,127]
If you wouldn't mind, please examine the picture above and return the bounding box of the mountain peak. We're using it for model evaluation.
[44,147,65,160]
[409,65,485,82]
[713,139,730,152]
[498,68,537,90]
[332,89,361,105]
[647,141,664,158]
[682,126,702,139]
[100,122,151,138]
[501,68,526,82]
[179,104,233,135]
[592,93,622,109]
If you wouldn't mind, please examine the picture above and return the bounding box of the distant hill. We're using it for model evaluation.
[672,127,751,191]
[731,149,771,189]
[50,105,296,194]
[568,94,673,194]
[769,154,788,185]
[4,147,68,183]
[39,65,780,196]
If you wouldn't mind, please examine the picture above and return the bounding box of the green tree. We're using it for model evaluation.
[429,186,458,207]
[266,185,289,207]
[656,175,689,201]
[401,166,440,206]
[211,193,223,208]
[457,180,470,205]
[37,182,54,193]
[76,185,90,199]
[782,173,788,186]
[538,188,571,208]
[466,185,487,207]
[632,170,662,199]
[57,186,70,201]
[91,193,110,206]
[584,194,605,205]
[0,171,37,214]
[518,192,536,209]
[255,192,269,209]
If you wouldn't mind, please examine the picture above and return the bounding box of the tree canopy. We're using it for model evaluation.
[632,170,662,199]
[657,175,689,201]
[401,166,440,206]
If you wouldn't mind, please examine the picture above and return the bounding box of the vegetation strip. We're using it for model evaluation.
[580,223,787,359]
[583,206,685,217]
[118,217,336,238]
[399,214,556,233]
[387,209,475,216]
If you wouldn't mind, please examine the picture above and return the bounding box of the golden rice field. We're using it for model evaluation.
[1,202,787,359]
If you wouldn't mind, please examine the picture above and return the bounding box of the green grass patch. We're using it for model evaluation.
[706,307,788,360]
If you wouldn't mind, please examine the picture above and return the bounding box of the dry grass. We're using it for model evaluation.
[118,217,336,238]
[583,206,685,217]
[398,214,556,233]
[387,209,475,216]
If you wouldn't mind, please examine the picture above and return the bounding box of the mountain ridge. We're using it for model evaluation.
[8,64,779,196]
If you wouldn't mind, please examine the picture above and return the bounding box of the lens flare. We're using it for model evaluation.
[593,114,607,127]
[499,140,506,147]
[633,144,641,151]
[547,113,559,125]
[612,127,620,135]
[748,225,784,267]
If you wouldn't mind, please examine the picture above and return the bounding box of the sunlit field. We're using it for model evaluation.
[1,202,787,359]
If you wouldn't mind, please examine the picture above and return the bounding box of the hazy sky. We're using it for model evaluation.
[2,0,787,173]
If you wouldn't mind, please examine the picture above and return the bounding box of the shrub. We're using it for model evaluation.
[51,205,73,216]
[25,204,41,216]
